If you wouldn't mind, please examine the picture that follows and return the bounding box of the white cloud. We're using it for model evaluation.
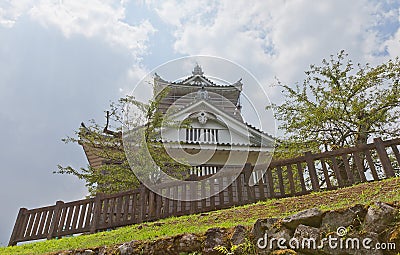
[0,0,156,59]
[385,28,400,57]
[150,0,400,87]
[384,5,400,57]
[0,0,34,27]
[0,0,161,100]
[152,0,219,27]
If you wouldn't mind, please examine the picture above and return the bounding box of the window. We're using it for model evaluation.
[185,128,219,143]
[190,165,220,176]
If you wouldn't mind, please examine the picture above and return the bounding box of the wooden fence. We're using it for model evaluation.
[8,137,400,246]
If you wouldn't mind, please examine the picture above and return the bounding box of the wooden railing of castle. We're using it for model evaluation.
[8,137,400,246]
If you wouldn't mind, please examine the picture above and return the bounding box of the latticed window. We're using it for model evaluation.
[189,165,220,176]
[185,128,219,143]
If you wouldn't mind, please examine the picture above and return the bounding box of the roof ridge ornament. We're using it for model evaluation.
[192,63,204,76]
[232,78,243,91]
[196,85,209,100]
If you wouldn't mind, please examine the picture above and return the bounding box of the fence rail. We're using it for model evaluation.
[9,137,400,246]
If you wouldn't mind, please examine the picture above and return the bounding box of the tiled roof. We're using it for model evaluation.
[244,122,275,140]
[174,75,223,87]
[157,139,269,148]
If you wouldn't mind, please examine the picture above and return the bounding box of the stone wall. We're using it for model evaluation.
[53,202,400,255]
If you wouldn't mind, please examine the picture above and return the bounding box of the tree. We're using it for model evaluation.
[270,51,400,157]
[269,51,400,183]
[56,92,190,196]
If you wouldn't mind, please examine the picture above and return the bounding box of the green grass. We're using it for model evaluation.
[1,177,400,255]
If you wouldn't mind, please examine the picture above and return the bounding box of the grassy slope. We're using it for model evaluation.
[1,177,400,255]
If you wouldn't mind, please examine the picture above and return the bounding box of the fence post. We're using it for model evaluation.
[243,163,255,202]
[189,181,197,214]
[374,137,395,178]
[139,185,147,223]
[90,194,103,234]
[8,208,27,246]
[47,201,64,240]
[148,190,156,219]
[305,151,319,191]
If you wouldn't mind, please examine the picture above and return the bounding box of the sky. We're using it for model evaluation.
[0,0,399,247]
